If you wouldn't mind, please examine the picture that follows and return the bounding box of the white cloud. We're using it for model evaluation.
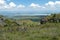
[45,1,60,10]
[45,1,55,6]
[42,7,46,9]
[55,1,60,8]
[29,3,41,8]
[45,1,55,9]
[0,0,60,12]
[9,2,16,8]
[17,4,25,8]
[45,1,60,7]
[3,2,16,9]
[0,0,6,9]
[55,1,60,4]
[0,0,16,9]
[0,0,5,4]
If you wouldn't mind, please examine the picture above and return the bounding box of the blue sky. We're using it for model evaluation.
[0,0,60,16]
[5,0,60,5]
[6,0,60,5]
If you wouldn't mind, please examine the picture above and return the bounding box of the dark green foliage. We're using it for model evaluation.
[40,18,47,24]
[50,37,58,40]
[40,14,60,24]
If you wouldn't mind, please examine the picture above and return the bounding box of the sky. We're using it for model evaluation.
[0,0,60,16]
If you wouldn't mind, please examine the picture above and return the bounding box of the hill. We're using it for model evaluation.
[0,14,60,40]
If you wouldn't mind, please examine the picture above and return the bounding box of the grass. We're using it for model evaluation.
[0,20,60,40]
[0,14,60,40]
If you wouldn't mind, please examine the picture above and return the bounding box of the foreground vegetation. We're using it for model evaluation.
[0,14,60,40]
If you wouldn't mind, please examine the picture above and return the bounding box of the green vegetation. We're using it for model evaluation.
[0,14,60,40]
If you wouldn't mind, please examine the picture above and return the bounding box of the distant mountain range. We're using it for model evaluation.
[0,11,51,17]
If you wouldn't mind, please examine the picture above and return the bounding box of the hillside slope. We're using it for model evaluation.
[0,14,60,40]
